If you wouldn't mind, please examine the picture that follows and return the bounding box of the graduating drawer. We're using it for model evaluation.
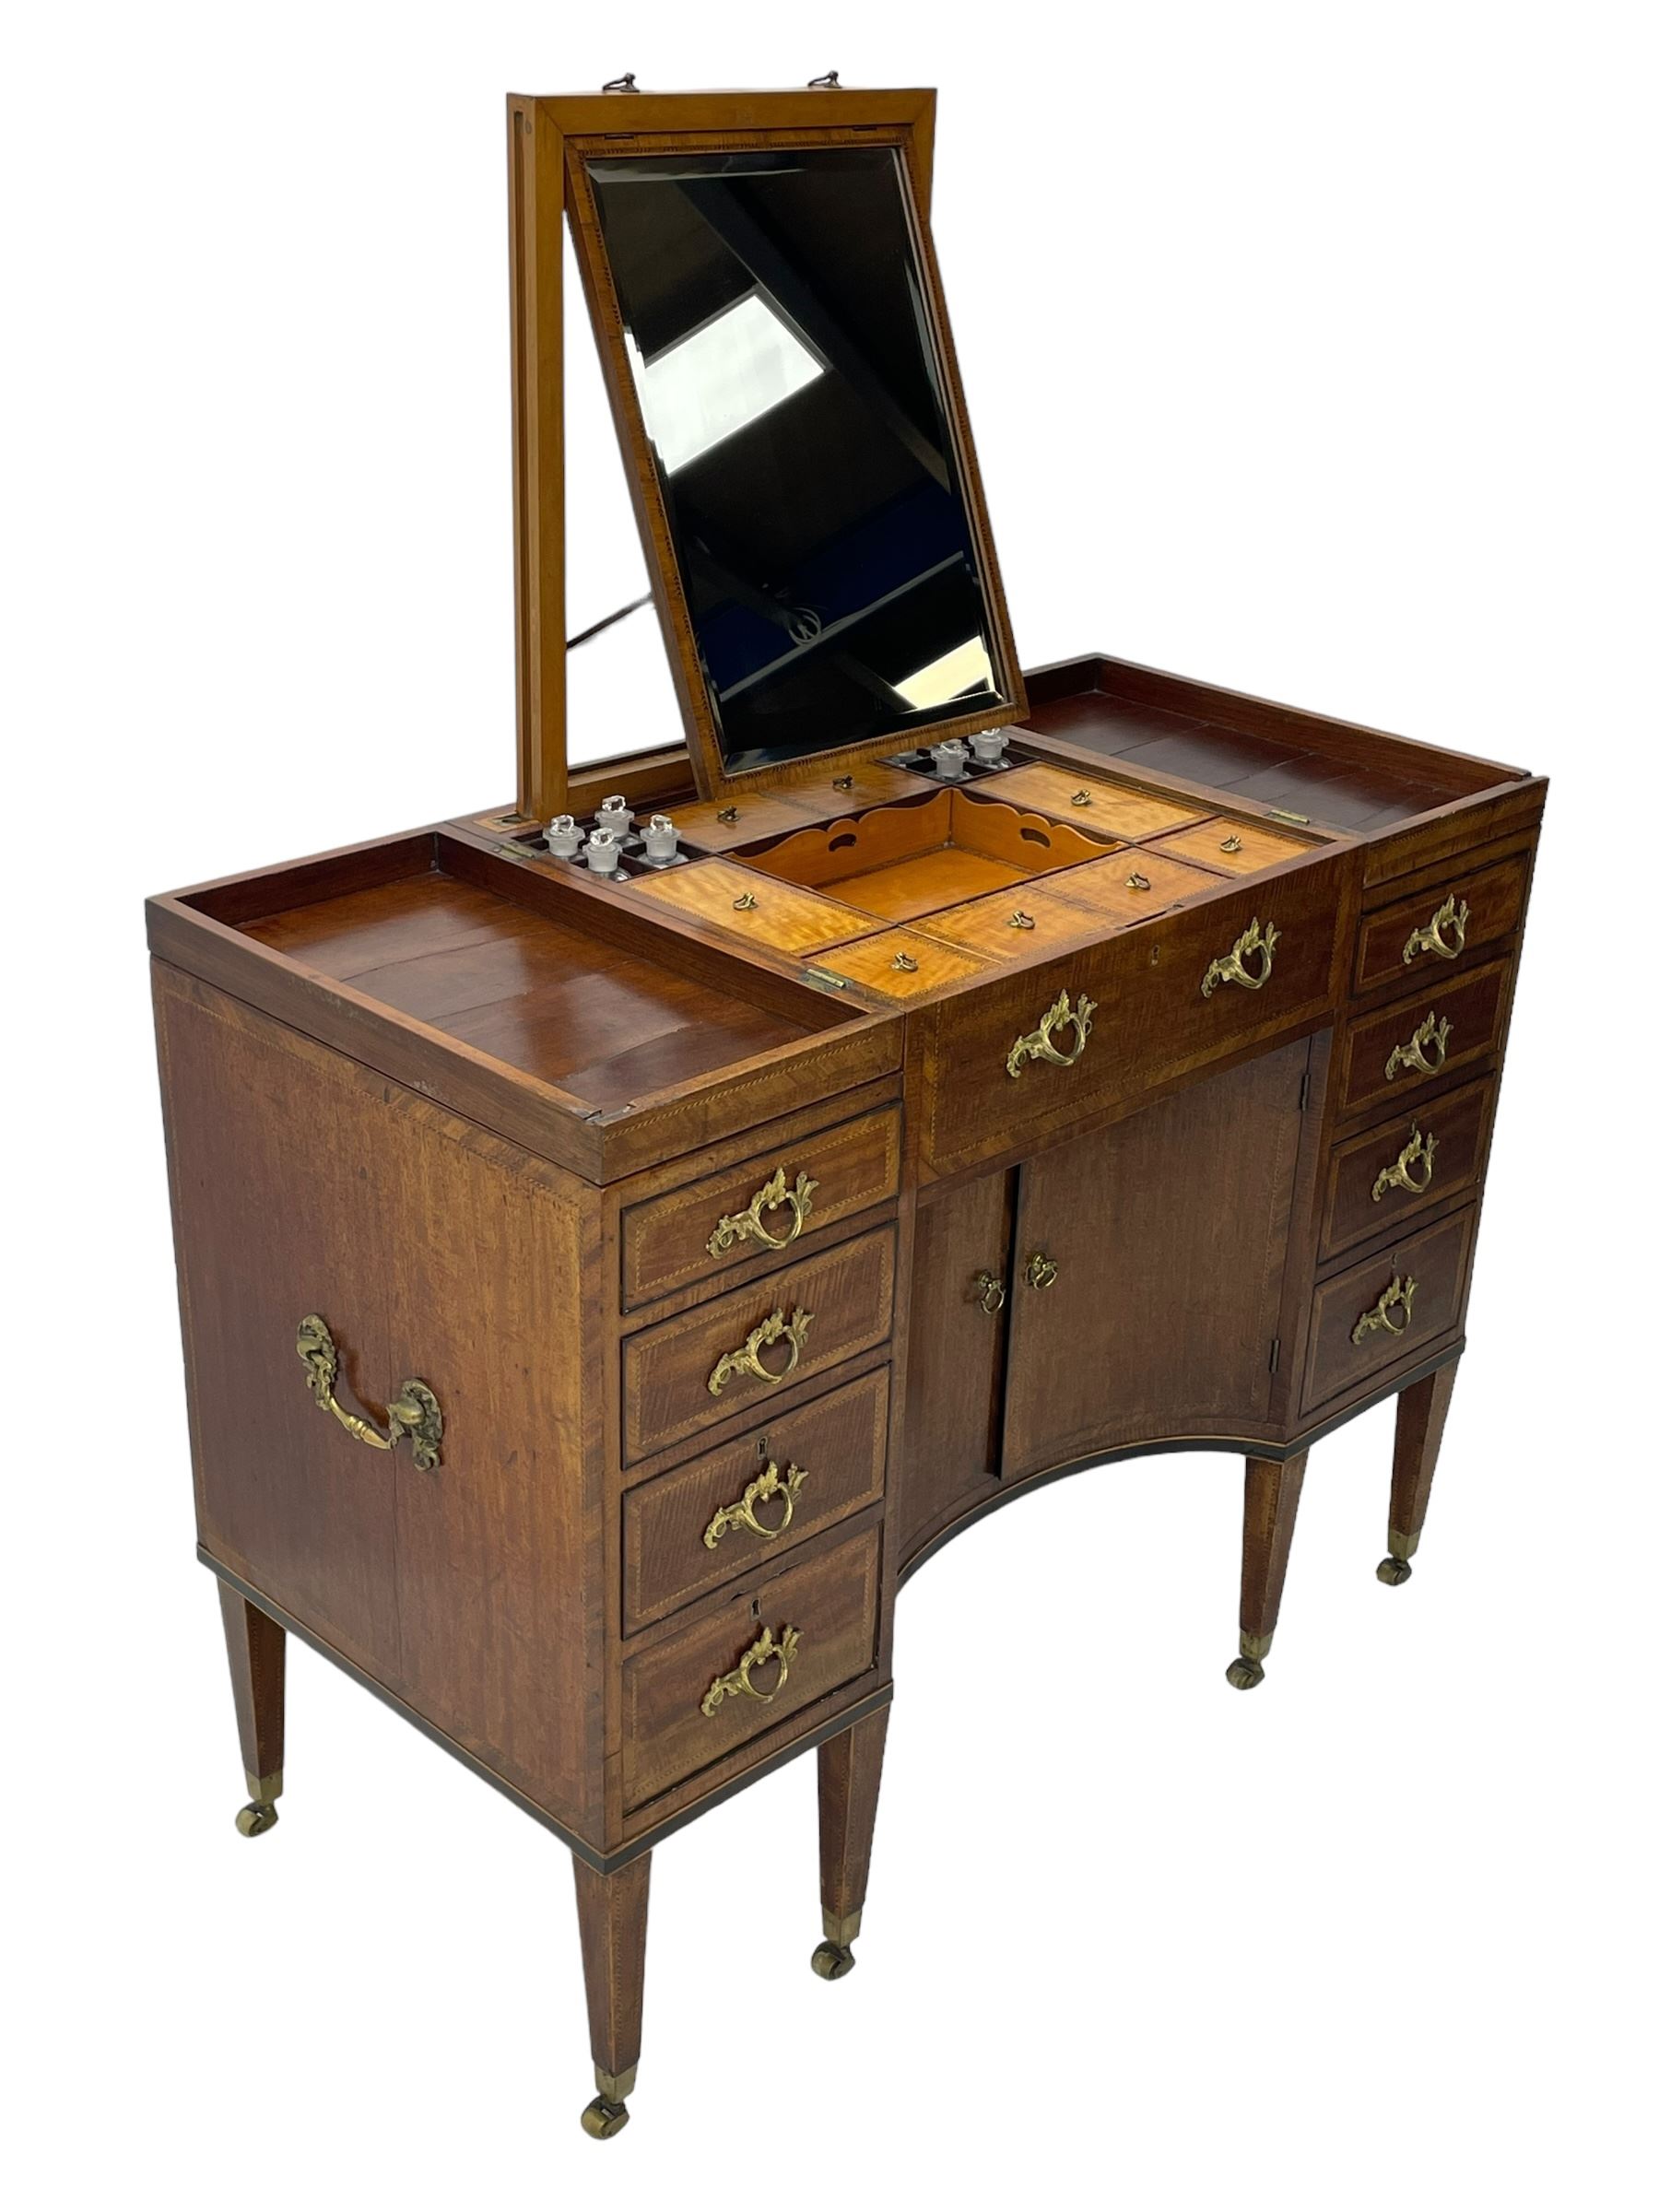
[622,1370,888,1631]
[1337,958,1512,1119]
[619,1104,901,1312]
[621,1525,881,1810]
[620,1227,896,1464]
[914,852,1348,1176]
[1319,1076,1497,1261]
[1354,850,1531,994]
[1300,1206,1477,1416]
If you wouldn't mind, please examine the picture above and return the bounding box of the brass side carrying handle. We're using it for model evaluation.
[1402,892,1469,965]
[971,1269,1006,1314]
[1201,916,1279,997]
[1385,1012,1452,1083]
[703,1461,807,1549]
[701,1624,801,1715]
[1371,1125,1437,1203]
[1006,987,1098,1079]
[706,1167,819,1259]
[296,1314,443,1472]
[1350,1274,1418,1346]
[707,1307,815,1397]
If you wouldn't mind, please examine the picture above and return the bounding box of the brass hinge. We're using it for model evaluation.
[1268,1336,1282,1374]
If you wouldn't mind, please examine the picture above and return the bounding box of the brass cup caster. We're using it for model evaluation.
[811,1939,856,1980]
[1377,1555,1414,1585]
[580,2096,630,2140]
[234,1798,279,1836]
[1225,1655,1265,1691]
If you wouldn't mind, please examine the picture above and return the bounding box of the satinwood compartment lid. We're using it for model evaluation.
[508,86,1025,818]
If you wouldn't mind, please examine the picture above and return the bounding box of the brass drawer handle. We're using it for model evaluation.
[1201,916,1279,997]
[701,1624,801,1715]
[972,1269,1006,1313]
[707,1306,815,1397]
[1350,1274,1418,1346]
[1371,1125,1437,1202]
[1006,987,1098,1079]
[1024,1251,1058,1289]
[1402,892,1469,965]
[703,1461,807,1549]
[706,1167,819,1259]
[1385,1012,1452,1083]
[296,1314,443,1472]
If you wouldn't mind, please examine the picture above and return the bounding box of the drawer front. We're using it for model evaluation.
[621,1227,896,1464]
[1301,1207,1477,1416]
[620,1104,902,1312]
[622,1369,889,1630]
[1354,850,1531,994]
[1319,1075,1497,1261]
[621,1526,881,1810]
[918,852,1349,1175]
[1337,957,1512,1118]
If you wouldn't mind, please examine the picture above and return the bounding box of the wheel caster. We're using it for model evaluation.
[1376,1555,1413,1586]
[1226,1655,1265,1691]
[811,1939,856,1981]
[234,1798,279,1837]
[580,2095,630,2140]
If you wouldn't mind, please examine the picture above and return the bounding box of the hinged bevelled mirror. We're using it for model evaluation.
[508,88,1024,814]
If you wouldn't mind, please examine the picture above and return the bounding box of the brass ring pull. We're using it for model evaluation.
[1350,1274,1418,1346]
[1006,987,1098,1079]
[701,1624,801,1715]
[1371,1126,1437,1203]
[296,1314,443,1472]
[1025,1252,1059,1290]
[703,1461,807,1549]
[1402,892,1469,965]
[733,889,759,912]
[706,1167,818,1259]
[1385,1012,1452,1083]
[1201,916,1279,997]
[972,1269,1006,1314]
[707,1306,815,1397]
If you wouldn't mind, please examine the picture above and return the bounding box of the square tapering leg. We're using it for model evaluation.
[1380,1359,1459,1584]
[1228,1453,1308,1689]
[813,1704,890,1978]
[572,1853,650,2139]
[218,1583,286,1836]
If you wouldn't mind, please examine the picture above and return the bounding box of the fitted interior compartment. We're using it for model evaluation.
[735,786,1121,924]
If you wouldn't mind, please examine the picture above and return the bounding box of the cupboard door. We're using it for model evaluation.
[1002,1039,1311,1480]
[899,1167,1017,1564]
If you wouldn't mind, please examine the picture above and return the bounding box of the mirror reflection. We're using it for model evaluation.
[584,145,1012,774]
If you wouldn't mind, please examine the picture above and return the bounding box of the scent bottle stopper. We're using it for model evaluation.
[584,827,622,876]
[969,728,1009,767]
[544,814,583,858]
[930,737,971,780]
[595,794,636,843]
[642,813,679,863]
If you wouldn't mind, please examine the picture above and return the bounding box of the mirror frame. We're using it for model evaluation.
[512,86,1024,810]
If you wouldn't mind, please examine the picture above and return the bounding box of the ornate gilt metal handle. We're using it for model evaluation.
[1385,1012,1452,1083]
[700,1624,801,1715]
[972,1270,1006,1314]
[1201,916,1279,998]
[1371,1126,1437,1203]
[1025,1252,1059,1290]
[707,1307,814,1397]
[706,1167,818,1259]
[703,1461,807,1549]
[1350,1275,1418,1346]
[1006,987,1098,1079]
[1402,892,1468,965]
[295,1314,443,1472]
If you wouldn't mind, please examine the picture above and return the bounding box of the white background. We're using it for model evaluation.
[6,5,1654,2206]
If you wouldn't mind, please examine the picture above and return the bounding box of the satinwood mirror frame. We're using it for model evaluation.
[531,88,1025,808]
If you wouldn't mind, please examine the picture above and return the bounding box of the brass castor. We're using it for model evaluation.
[234,1798,279,1837]
[1376,1555,1414,1586]
[1226,1654,1265,1691]
[811,1939,856,1981]
[580,2095,630,2140]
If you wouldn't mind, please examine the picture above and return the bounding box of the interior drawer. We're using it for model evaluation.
[913,851,1349,1176]
[621,1525,881,1811]
[1319,1075,1498,1261]
[622,1369,889,1631]
[620,1227,896,1464]
[1354,849,1531,994]
[1336,957,1512,1119]
[1300,1206,1477,1417]
[620,1103,901,1312]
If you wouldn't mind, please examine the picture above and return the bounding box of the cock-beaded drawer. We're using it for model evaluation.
[1318,1075,1498,1261]
[1352,850,1530,995]
[1300,1206,1477,1416]
[1336,958,1512,1119]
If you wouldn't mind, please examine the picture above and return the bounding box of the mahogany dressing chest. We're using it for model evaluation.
[149,83,1547,2137]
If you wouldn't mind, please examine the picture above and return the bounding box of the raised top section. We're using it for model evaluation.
[508,87,1023,816]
